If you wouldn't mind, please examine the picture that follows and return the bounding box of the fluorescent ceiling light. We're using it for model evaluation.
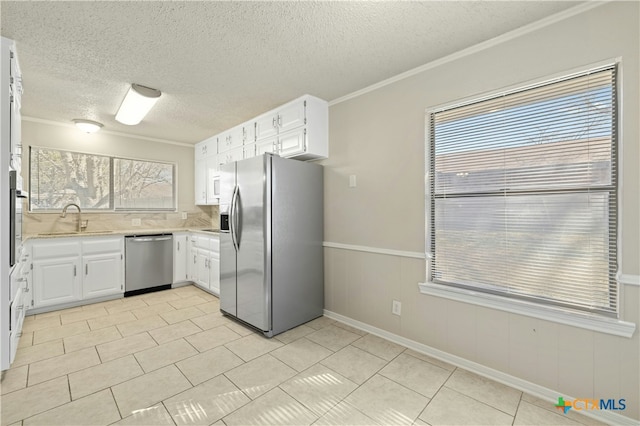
[73,119,103,133]
[115,83,161,125]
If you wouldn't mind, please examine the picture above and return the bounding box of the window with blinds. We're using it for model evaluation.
[427,65,618,317]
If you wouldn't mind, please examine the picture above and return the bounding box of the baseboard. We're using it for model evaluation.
[323,309,639,426]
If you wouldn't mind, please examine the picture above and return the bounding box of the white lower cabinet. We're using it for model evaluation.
[173,232,189,284]
[189,233,220,295]
[82,254,123,299]
[30,236,124,310]
[33,256,82,308]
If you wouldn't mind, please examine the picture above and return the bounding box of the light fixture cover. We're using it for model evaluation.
[73,119,103,133]
[115,83,161,125]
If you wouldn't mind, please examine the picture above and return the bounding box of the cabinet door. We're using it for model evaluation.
[173,233,188,283]
[187,236,197,282]
[195,158,207,205]
[243,143,256,160]
[206,158,220,204]
[255,113,278,140]
[278,128,306,158]
[209,252,220,295]
[195,138,214,160]
[220,146,244,165]
[83,253,123,299]
[33,257,81,307]
[243,122,256,144]
[196,249,210,289]
[256,137,277,156]
[9,286,25,364]
[278,100,306,132]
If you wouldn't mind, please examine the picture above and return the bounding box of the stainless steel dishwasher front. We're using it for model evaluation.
[125,234,173,296]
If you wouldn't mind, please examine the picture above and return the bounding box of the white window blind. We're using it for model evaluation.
[428,65,618,316]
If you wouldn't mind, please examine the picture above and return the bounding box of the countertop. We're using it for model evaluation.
[24,228,220,241]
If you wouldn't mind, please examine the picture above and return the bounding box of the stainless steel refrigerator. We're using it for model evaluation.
[219,154,323,337]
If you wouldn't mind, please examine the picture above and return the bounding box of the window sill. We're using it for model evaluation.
[418,281,636,338]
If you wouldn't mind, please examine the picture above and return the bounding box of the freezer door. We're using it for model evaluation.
[219,162,237,316]
[270,155,324,335]
[235,155,270,331]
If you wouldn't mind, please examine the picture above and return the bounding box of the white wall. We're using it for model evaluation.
[323,2,639,421]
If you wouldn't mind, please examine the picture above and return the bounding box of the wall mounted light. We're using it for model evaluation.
[115,83,162,125]
[73,119,103,133]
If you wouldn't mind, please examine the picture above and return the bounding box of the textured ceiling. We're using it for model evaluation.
[1,1,580,145]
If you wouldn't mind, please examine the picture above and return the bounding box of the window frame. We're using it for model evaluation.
[420,60,636,338]
[29,146,178,213]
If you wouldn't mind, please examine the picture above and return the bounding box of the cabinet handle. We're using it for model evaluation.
[177,241,180,251]
[74,265,76,276]
[194,255,197,264]
[85,264,88,275]
[278,114,282,127]
[272,117,277,128]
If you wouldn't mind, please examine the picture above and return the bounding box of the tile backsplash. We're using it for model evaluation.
[23,205,219,235]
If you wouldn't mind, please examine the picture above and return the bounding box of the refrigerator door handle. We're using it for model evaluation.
[230,185,239,251]
[234,186,241,249]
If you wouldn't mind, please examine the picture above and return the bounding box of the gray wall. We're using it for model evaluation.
[322,2,639,421]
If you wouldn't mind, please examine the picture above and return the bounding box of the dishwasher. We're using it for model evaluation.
[125,234,173,296]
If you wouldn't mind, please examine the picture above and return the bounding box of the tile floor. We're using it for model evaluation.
[0,285,604,426]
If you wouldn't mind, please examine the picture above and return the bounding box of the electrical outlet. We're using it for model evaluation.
[132,218,141,226]
[392,300,401,316]
[349,174,357,188]
[181,212,188,220]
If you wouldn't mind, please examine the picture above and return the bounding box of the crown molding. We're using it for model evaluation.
[329,1,608,107]
[22,116,195,148]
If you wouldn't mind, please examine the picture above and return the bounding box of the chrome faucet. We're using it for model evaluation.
[60,203,88,232]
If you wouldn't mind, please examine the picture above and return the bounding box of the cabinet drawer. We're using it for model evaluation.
[82,237,123,255]
[32,240,80,259]
[195,236,210,249]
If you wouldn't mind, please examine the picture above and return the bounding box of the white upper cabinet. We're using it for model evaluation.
[252,95,327,160]
[256,100,306,140]
[218,126,244,153]
[194,137,220,206]
[194,94,328,205]
[194,158,207,205]
[217,146,244,167]
[195,136,216,160]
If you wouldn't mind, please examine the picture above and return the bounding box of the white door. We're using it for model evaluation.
[33,257,81,307]
[278,128,306,158]
[196,249,210,289]
[173,233,188,283]
[256,137,277,156]
[255,113,278,140]
[206,158,220,204]
[195,158,207,205]
[278,100,306,132]
[209,252,220,295]
[187,236,197,282]
[83,254,123,299]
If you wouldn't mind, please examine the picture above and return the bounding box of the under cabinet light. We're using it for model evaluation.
[73,119,103,133]
[115,83,161,125]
